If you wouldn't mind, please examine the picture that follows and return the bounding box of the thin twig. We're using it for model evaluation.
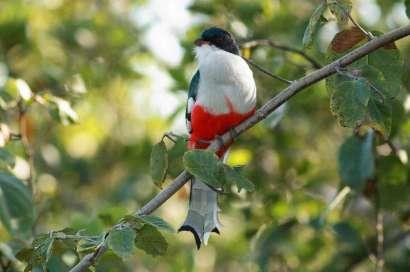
[68,24,410,272]
[241,39,322,69]
[243,57,293,84]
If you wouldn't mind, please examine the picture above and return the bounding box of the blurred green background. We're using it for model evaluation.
[0,0,410,271]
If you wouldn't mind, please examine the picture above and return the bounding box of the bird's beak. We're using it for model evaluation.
[194,39,209,46]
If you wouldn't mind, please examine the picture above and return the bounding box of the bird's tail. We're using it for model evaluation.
[178,178,220,249]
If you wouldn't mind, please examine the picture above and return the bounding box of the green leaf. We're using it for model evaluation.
[254,219,297,272]
[0,148,15,167]
[150,140,168,188]
[376,156,409,211]
[183,150,224,189]
[328,0,352,25]
[368,47,402,98]
[406,0,410,19]
[43,94,78,125]
[0,172,34,237]
[327,28,402,137]
[223,165,255,192]
[302,2,327,48]
[32,234,55,269]
[108,226,136,258]
[332,222,365,250]
[338,131,374,191]
[167,136,187,177]
[134,224,168,257]
[330,78,370,127]
[137,215,175,233]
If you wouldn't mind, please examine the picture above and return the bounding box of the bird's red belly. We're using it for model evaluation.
[188,104,255,156]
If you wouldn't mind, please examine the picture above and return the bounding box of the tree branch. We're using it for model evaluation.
[241,39,322,69]
[69,24,410,272]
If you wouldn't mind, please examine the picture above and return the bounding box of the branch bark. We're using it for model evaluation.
[69,24,410,272]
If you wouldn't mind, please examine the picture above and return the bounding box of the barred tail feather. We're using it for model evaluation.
[179,179,221,249]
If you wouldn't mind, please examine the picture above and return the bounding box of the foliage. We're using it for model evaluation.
[0,0,409,271]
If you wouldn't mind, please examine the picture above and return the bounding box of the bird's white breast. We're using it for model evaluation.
[194,45,256,115]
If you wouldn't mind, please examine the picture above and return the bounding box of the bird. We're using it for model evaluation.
[178,27,257,249]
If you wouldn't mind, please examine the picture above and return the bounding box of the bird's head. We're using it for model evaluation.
[194,27,239,55]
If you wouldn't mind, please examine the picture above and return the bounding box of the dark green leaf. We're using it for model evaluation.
[328,0,352,25]
[137,215,175,233]
[108,226,136,258]
[183,150,224,188]
[0,148,15,167]
[135,224,168,257]
[329,78,370,127]
[376,156,409,211]
[406,0,410,19]
[368,47,402,98]
[0,172,34,237]
[338,131,374,191]
[223,165,255,192]
[254,219,297,272]
[168,136,187,177]
[366,96,392,136]
[327,28,401,136]
[332,222,365,250]
[150,140,168,188]
[302,2,327,48]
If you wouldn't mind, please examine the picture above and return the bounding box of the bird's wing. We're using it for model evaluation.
[186,71,200,134]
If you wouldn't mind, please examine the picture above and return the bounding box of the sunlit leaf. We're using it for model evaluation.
[15,79,32,101]
[150,140,168,188]
[42,94,78,125]
[134,224,168,257]
[0,124,10,148]
[183,150,224,189]
[302,2,327,48]
[108,226,136,258]
[338,131,374,191]
[0,172,34,237]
